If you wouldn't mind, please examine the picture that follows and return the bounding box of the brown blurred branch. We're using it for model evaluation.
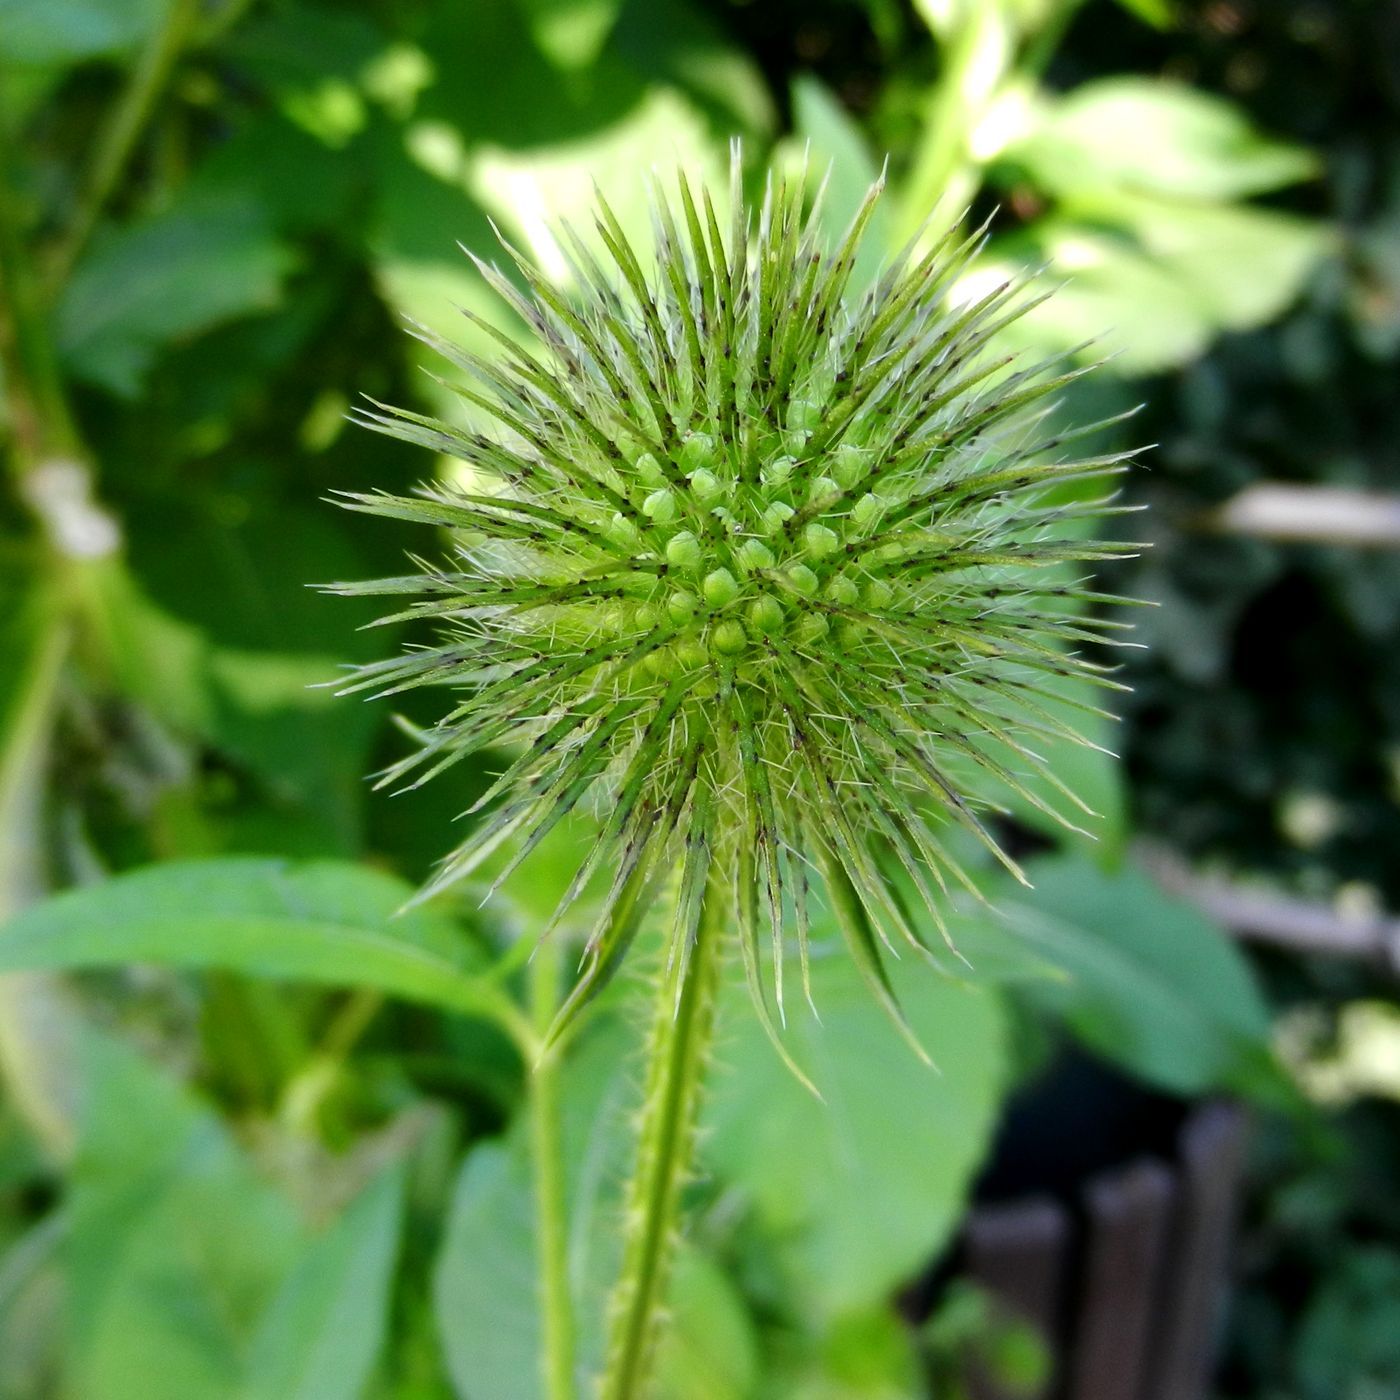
[1203,482,1400,547]
[1139,842,1400,972]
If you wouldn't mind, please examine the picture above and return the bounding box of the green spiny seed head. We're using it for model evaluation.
[331,147,1139,1054]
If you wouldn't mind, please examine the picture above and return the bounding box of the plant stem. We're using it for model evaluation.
[0,100,81,469]
[598,882,723,1400]
[48,0,199,288]
[894,5,1012,248]
[529,939,578,1400]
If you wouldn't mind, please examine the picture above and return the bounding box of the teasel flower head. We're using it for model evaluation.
[329,146,1139,1061]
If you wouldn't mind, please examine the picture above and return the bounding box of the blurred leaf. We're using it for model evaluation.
[81,557,375,849]
[224,2,386,93]
[1103,194,1333,334]
[65,1028,306,1400]
[993,856,1286,1101]
[1293,1247,1400,1400]
[763,1307,924,1400]
[517,0,621,71]
[0,0,162,65]
[0,1213,63,1399]
[0,857,517,1026]
[652,1249,760,1400]
[186,113,363,238]
[468,86,724,286]
[978,197,1330,373]
[1111,0,1172,27]
[1007,78,1318,203]
[704,952,1007,1321]
[789,75,889,296]
[57,193,295,397]
[243,1164,405,1400]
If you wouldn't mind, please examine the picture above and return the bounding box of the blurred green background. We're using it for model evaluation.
[3,1,1400,1397]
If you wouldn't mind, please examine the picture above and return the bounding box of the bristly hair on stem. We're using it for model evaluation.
[326,141,1142,1065]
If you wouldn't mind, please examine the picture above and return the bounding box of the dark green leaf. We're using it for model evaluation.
[57,194,294,397]
[989,856,1286,1101]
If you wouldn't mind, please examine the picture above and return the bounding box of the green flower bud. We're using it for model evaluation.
[681,432,715,472]
[737,538,775,571]
[710,618,747,656]
[643,488,678,523]
[689,468,721,501]
[748,594,785,635]
[666,530,701,569]
[805,523,839,559]
[702,567,739,608]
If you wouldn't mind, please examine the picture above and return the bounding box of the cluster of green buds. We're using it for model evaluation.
[331,147,1135,1051]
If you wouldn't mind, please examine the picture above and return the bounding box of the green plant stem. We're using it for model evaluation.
[0,104,80,469]
[529,939,578,1400]
[48,0,199,288]
[895,5,1012,248]
[599,882,723,1400]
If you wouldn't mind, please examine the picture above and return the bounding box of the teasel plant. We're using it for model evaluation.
[328,143,1140,1400]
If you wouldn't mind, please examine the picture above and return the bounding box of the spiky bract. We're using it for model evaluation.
[332,150,1135,1051]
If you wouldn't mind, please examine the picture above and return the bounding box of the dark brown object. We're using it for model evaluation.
[959,1101,1250,1400]
[1068,1160,1176,1400]
[964,1197,1069,1400]
[1142,1104,1250,1400]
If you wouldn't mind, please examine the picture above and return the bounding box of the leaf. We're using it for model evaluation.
[242,1164,405,1400]
[990,856,1286,1101]
[763,1307,925,1400]
[1008,77,1319,204]
[976,198,1331,373]
[64,1028,306,1400]
[789,75,890,296]
[0,857,518,1029]
[81,556,376,851]
[651,1249,760,1400]
[57,192,295,397]
[0,0,163,65]
[704,950,1008,1320]
[1104,193,1334,334]
[517,0,622,71]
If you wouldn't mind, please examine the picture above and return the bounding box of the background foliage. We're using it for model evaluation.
[1,1,1397,1397]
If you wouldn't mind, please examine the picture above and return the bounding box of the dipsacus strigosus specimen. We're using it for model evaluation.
[329,151,1136,1056]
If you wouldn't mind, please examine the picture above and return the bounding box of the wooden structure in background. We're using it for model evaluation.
[960,1101,1249,1400]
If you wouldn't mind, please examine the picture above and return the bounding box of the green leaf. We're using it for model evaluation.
[517,0,622,71]
[64,1028,306,1400]
[1111,0,1173,27]
[242,1165,406,1400]
[763,1306,925,1400]
[0,857,518,1028]
[0,0,163,65]
[704,951,1008,1320]
[1008,77,1319,204]
[1103,194,1333,335]
[651,1249,760,1400]
[80,556,376,851]
[57,193,295,397]
[989,856,1285,1101]
[789,75,890,295]
[977,198,1331,373]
